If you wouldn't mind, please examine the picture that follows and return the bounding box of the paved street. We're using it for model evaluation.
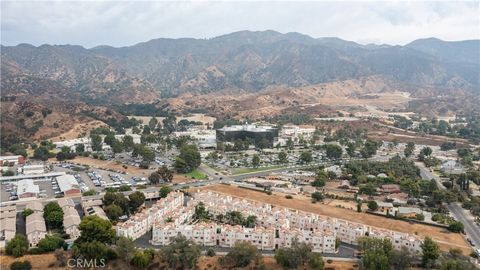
[416,162,480,250]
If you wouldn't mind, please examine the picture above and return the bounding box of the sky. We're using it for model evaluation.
[1,1,479,48]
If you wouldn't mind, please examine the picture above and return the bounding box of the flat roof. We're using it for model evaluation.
[17,179,40,195]
[56,175,80,192]
[0,172,66,182]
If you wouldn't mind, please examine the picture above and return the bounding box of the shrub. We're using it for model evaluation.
[285,195,293,199]
[10,261,32,270]
[206,248,216,257]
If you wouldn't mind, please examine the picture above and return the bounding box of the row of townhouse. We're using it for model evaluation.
[58,198,81,240]
[116,191,185,240]
[151,221,336,253]
[25,201,47,247]
[0,205,17,247]
[193,191,423,254]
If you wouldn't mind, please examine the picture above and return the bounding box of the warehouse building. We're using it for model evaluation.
[17,179,40,199]
[56,175,81,196]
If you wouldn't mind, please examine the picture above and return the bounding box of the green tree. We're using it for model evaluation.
[325,144,343,160]
[76,215,116,245]
[43,202,64,230]
[115,236,136,264]
[111,139,124,154]
[447,221,464,233]
[421,237,440,268]
[104,204,123,222]
[278,151,288,164]
[194,202,209,220]
[221,241,262,268]
[358,237,393,270]
[90,134,103,152]
[311,192,323,202]
[22,208,33,219]
[404,142,415,157]
[346,142,356,157]
[161,235,201,269]
[148,117,159,130]
[157,165,174,182]
[286,138,294,150]
[299,151,313,164]
[72,240,111,261]
[421,147,433,157]
[129,191,146,213]
[361,140,379,158]
[389,247,412,270]
[174,144,201,173]
[75,143,85,153]
[6,234,29,257]
[159,185,172,198]
[244,215,257,228]
[37,235,65,252]
[122,135,135,151]
[367,200,378,211]
[312,170,327,187]
[33,146,52,161]
[104,134,115,146]
[131,250,152,269]
[275,240,314,269]
[148,172,160,184]
[251,154,260,168]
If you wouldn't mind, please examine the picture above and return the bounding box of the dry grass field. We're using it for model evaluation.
[199,184,471,254]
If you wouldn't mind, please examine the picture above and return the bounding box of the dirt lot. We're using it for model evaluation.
[196,256,359,270]
[66,156,154,175]
[200,184,471,254]
[49,120,107,142]
[0,254,63,270]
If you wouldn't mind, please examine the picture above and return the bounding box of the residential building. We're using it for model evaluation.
[26,212,47,247]
[381,184,401,194]
[58,198,81,240]
[26,201,43,212]
[0,205,16,247]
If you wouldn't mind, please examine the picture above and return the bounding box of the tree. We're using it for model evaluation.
[367,200,378,211]
[159,185,172,198]
[244,215,257,228]
[129,191,146,213]
[286,138,294,150]
[157,165,173,182]
[104,134,116,146]
[346,142,356,157]
[299,151,313,164]
[174,144,201,173]
[404,142,415,157]
[358,237,393,270]
[22,208,33,219]
[275,240,314,269]
[312,170,327,187]
[326,144,343,160]
[278,151,288,164]
[122,135,135,151]
[105,204,123,222]
[9,261,32,270]
[75,143,85,153]
[6,234,29,257]
[447,221,464,233]
[361,140,379,158]
[33,146,52,161]
[111,139,124,154]
[309,253,324,270]
[90,134,103,152]
[37,235,65,252]
[420,147,433,157]
[389,247,412,270]
[148,117,158,130]
[221,241,262,268]
[115,237,136,263]
[131,250,152,269]
[251,154,260,168]
[72,240,111,262]
[76,215,116,245]
[194,202,209,220]
[311,192,323,202]
[421,237,440,267]
[161,235,201,269]
[43,202,64,229]
[148,172,161,184]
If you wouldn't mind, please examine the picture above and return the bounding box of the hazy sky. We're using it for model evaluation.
[1,1,479,48]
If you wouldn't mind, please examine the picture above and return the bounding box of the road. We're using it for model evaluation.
[416,162,480,249]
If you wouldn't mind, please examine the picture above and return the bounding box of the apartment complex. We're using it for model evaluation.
[116,191,185,240]
[26,212,47,247]
[58,198,81,240]
[0,205,16,247]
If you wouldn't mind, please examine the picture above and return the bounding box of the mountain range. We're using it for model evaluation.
[2,30,479,103]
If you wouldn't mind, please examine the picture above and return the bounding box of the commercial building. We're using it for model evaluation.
[173,129,216,149]
[216,124,279,148]
[0,155,25,166]
[17,179,40,199]
[56,175,81,196]
[22,165,45,175]
[26,212,47,247]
